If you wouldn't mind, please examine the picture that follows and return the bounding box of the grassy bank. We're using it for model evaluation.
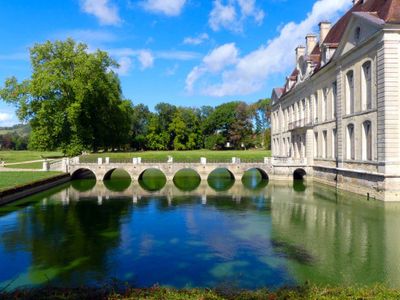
[0,285,399,300]
[0,171,63,191]
[81,150,271,163]
[4,161,44,170]
[0,150,63,163]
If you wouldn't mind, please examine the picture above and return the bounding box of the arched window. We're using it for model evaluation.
[362,121,372,161]
[347,124,355,160]
[346,71,355,114]
[362,61,372,110]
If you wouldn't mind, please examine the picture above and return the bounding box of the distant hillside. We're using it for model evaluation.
[0,124,31,136]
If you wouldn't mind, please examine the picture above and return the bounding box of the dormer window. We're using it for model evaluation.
[355,27,361,42]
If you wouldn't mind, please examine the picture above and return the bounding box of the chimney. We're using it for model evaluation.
[295,45,305,65]
[319,21,331,43]
[306,34,317,56]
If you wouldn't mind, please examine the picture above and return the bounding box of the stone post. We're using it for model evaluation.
[200,157,207,165]
[264,157,270,164]
[137,157,142,164]
[98,158,103,165]
[105,157,110,164]
[167,156,173,163]
[42,161,50,171]
[132,157,138,165]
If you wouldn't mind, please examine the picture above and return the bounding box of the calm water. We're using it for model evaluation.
[1,170,400,290]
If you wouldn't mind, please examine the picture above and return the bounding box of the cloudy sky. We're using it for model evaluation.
[0,0,352,126]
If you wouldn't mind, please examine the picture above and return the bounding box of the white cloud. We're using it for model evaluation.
[183,33,209,46]
[203,43,239,72]
[141,0,187,16]
[80,0,121,25]
[185,43,238,92]
[189,0,351,96]
[209,0,264,32]
[116,57,133,75]
[0,113,11,122]
[138,50,155,70]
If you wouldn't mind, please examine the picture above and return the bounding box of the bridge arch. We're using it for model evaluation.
[103,168,132,181]
[138,168,167,192]
[293,168,307,180]
[173,168,201,191]
[207,168,236,192]
[242,168,269,181]
[71,168,96,180]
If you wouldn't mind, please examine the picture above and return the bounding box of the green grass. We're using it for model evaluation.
[0,171,63,191]
[0,150,64,163]
[1,285,400,300]
[81,149,271,163]
[4,162,44,169]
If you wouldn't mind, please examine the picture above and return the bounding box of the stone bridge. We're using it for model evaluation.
[47,156,311,182]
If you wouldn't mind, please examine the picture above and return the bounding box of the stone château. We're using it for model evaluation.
[271,0,400,200]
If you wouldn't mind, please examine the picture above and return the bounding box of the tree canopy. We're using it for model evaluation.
[0,39,131,155]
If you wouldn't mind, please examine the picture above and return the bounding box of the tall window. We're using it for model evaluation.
[332,129,337,159]
[322,130,327,158]
[314,132,319,158]
[332,81,337,119]
[362,61,372,110]
[306,98,311,124]
[322,88,328,121]
[301,99,305,123]
[346,71,354,114]
[313,93,318,123]
[347,124,355,160]
[362,121,372,161]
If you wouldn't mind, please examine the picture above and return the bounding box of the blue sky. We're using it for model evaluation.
[0,0,352,126]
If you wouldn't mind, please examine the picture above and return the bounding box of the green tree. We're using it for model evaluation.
[131,104,151,150]
[169,108,203,150]
[229,102,253,149]
[0,39,132,155]
[251,98,271,149]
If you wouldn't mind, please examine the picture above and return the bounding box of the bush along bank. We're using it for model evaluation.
[1,284,400,300]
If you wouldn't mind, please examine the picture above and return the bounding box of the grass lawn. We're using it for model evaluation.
[5,161,44,170]
[0,171,63,191]
[0,150,64,163]
[81,149,271,163]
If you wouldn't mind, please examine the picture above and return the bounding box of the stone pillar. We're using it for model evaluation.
[98,158,103,165]
[377,32,400,175]
[305,129,314,165]
[105,157,110,164]
[42,161,50,171]
[200,157,207,165]
[132,157,138,164]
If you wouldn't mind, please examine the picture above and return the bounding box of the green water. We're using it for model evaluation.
[1,170,400,291]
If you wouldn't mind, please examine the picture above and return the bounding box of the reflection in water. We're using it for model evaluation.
[1,177,400,291]
[139,169,167,191]
[71,179,96,192]
[242,169,269,191]
[292,180,306,192]
[173,169,201,192]
[103,169,132,192]
[208,168,235,191]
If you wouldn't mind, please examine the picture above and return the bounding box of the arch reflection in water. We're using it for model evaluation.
[292,168,307,192]
[139,168,167,191]
[103,169,132,192]
[173,169,201,191]
[207,168,235,192]
[71,168,97,192]
[242,168,269,191]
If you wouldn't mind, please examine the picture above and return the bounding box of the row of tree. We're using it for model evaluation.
[0,39,271,155]
[131,100,270,151]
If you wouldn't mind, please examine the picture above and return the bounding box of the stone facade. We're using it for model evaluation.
[271,0,400,201]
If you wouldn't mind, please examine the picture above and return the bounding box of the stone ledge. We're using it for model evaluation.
[0,173,71,206]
